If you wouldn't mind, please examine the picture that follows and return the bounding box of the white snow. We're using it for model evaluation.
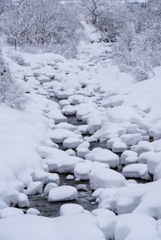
[44,183,58,195]
[93,149,120,168]
[74,162,91,180]
[90,168,127,190]
[49,129,77,143]
[26,181,43,196]
[2,28,161,240]
[26,208,40,215]
[63,137,83,149]
[115,214,160,240]
[60,203,84,216]
[121,150,138,165]
[122,164,150,180]
[112,142,127,153]
[48,186,78,202]
[0,214,106,240]
[0,207,24,219]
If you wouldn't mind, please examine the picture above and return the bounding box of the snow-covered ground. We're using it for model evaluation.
[1,40,161,239]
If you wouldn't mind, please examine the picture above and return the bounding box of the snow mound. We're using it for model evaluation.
[49,129,77,143]
[0,214,106,240]
[93,149,119,168]
[122,164,150,180]
[74,162,91,180]
[48,186,78,202]
[90,168,127,190]
[115,214,160,240]
[60,203,84,216]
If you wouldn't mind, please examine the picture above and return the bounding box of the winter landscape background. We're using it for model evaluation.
[0,0,161,239]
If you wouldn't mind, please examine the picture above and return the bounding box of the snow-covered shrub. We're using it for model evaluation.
[81,0,105,26]
[0,53,28,110]
[10,53,29,66]
[113,23,152,81]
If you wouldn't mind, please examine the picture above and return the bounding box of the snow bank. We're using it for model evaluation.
[115,214,160,240]
[0,214,106,240]
[0,94,50,207]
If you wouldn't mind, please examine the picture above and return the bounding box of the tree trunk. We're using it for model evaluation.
[14,38,17,50]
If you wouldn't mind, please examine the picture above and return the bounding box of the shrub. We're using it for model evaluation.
[0,52,28,110]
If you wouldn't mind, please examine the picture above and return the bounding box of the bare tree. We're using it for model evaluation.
[81,0,105,25]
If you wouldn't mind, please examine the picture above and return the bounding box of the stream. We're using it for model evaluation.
[25,97,151,218]
[28,174,96,217]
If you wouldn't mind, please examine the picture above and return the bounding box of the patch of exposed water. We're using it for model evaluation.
[27,173,97,218]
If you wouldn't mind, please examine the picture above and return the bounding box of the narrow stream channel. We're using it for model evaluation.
[24,97,151,217]
[28,174,97,217]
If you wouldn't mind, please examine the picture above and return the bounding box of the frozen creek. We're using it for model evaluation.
[24,96,151,217]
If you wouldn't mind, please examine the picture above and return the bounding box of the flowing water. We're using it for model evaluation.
[27,174,97,217]
[25,97,151,217]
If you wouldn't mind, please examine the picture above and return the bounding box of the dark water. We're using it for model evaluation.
[67,115,84,126]
[27,173,97,217]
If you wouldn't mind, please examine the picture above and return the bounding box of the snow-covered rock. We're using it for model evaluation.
[77,125,89,134]
[55,122,77,131]
[26,181,43,196]
[90,168,127,190]
[49,129,77,143]
[68,95,84,105]
[121,133,142,146]
[46,173,60,185]
[112,142,127,153]
[62,105,76,116]
[77,148,90,158]
[74,162,91,180]
[63,137,83,149]
[149,120,161,140]
[26,208,40,215]
[37,75,51,84]
[92,209,116,240]
[106,137,122,149]
[93,149,119,168]
[122,164,150,180]
[44,183,58,195]
[88,117,103,134]
[48,186,78,202]
[65,149,76,156]
[121,150,138,165]
[59,99,70,108]
[60,203,84,216]
[147,152,161,175]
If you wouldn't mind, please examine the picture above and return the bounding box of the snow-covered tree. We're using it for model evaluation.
[3,0,82,56]
[4,0,34,50]
[81,0,105,25]
[96,0,129,42]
